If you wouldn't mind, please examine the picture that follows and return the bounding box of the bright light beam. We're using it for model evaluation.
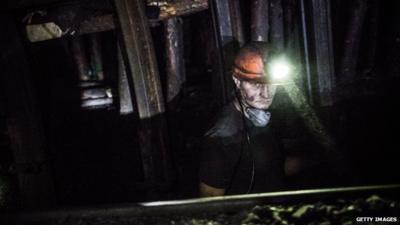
[282,81,336,154]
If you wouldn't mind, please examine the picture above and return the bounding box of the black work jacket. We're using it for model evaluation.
[199,102,285,195]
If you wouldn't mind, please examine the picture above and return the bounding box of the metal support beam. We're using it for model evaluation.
[230,0,245,46]
[113,0,172,199]
[251,0,269,42]
[117,43,134,115]
[211,0,233,47]
[24,0,208,43]
[0,14,54,208]
[310,0,335,106]
[270,0,284,51]
[284,0,303,86]
[71,37,90,81]
[156,0,208,20]
[284,0,299,50]
[114,0,165,119]
[89,34,104,81]
[365,0,379,73]
[210,0,242,104]
[338,0,367,84]
[164,17,185,105]
[300,0,313,103]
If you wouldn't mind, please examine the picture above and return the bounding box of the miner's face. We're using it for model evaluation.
[233,77,277,110]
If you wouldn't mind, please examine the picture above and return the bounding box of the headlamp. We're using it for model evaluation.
[267,56,293,84]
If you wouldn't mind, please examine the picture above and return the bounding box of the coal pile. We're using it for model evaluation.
[233,195,399,225]
[52,195,399,225]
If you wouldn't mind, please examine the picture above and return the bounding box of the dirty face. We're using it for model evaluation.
[233,77,277,110]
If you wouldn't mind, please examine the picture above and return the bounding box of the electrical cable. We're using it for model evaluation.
[235,91,256,194]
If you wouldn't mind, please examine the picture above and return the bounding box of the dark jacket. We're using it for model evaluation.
[199,102,285,195]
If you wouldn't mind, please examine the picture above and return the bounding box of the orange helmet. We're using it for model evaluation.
[232,42,271,84]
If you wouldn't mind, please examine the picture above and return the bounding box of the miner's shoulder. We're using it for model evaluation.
[204,104,243,139]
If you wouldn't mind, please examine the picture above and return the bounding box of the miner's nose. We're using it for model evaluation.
[260,85,273,97]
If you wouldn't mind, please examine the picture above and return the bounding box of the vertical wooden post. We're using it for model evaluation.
[0,14,54,208]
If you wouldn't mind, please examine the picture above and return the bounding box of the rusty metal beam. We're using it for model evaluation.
[251,0,269,42]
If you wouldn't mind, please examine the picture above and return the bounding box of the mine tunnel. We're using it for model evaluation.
[0,0,399,224]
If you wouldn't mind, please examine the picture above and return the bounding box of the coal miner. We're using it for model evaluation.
[199,41,292,197]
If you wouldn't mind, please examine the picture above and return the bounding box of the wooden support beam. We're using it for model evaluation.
[0,14,54,208]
